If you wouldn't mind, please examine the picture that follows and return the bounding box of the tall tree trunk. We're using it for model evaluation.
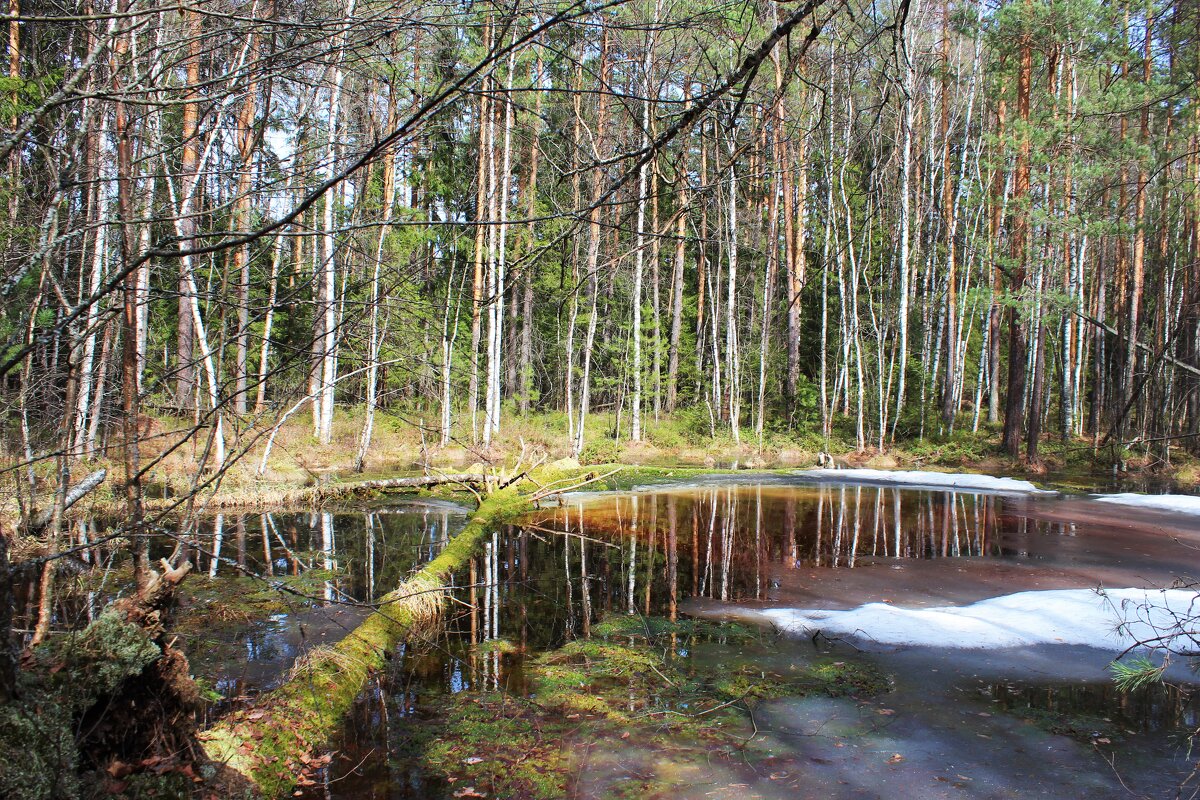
[484,43,515,446]
[1061,51,1078,439]
[819,48,836,440]
[73,113,109,455]
[356,80,398,471]
[231,7,267,416]
[893,10,917,436]
[784,68,808,424]
[939,3,958,429]
[631,15,657,442]
[666,175,687,413]
[987,83,1007,424]
[316,0,356,445]
[113,4,147,592]
[695,117,709,384]
[517,46,542,416]
[440,257,462,447]
[565,56,583,438]
[1119,4,1152,445]
[175,9,200,412]
[573,25,608,457]
[1002,2,1032,456]
[756,100,781,442]
[469,29,490,443]
[724,123,741,443]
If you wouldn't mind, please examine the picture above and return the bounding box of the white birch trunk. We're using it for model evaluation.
[893,1,921,437]
[254,232,284,414]
[73,118,108,455]
[316,0,355,445]
[725,128,740,443]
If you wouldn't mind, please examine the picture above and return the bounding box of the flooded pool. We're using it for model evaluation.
[273,479,1200,799]
[186,504,470,705]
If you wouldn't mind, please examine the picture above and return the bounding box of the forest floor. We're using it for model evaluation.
[138,405,1200,495]
[9,405,1200,527]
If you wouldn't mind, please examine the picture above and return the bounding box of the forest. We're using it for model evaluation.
[1,0,1200,795]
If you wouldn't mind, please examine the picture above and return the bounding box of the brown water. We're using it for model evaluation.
[535,482,1200,612]
[275,480,1200,799]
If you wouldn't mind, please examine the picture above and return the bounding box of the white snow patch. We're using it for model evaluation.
[760,588,1200,651]
[791,468,1055,495]
[1093,493,1200,517]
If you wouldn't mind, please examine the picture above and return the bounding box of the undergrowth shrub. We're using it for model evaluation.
[580,437,619,465]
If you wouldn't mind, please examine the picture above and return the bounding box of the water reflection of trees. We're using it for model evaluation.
[517,485,1024,611]
[185,507,461,604]
[338,502,1199,800]
[13,506,464,637]
[445,485,1027,687]
[423,484,1092,675]
[991,681,1200,735]
[396,486,1117,697]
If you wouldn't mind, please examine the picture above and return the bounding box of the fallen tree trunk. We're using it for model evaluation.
[198,467,588,796]
[355,472,487,489]
[137,472,490,514]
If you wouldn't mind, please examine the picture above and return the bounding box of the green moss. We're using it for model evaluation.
[803,659,893,696]
[580,438,621,465]
[589,612,759,643]
[37,611,161,703]
[712,659,890,703]
[0,611,176,800]
[420,697,570,799]
[401,613,892,799]
[544,639,660,675]
[0,694,79,800]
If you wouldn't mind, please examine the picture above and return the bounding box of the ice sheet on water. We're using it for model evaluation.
[760,588,1200,651]
[1093,493,1200,517]
[791,468,1056,495]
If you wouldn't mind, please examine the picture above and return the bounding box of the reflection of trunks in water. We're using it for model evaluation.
[60,504,467,603]
[518,481,1196,618]
[522,484,1013,603]
[16,504,470,702]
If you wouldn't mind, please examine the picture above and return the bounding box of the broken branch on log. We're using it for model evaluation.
[28,468,107,531]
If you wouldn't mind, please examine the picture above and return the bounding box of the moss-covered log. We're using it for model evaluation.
[198,467,588,797]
